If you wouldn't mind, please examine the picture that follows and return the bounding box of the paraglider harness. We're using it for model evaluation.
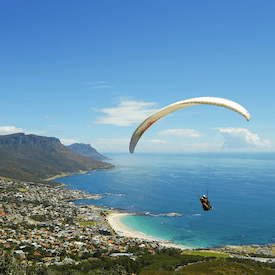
[200,195,212,211]
[183,180,213,211]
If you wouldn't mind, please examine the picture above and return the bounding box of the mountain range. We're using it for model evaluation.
[68,143,108,161]
[0,133,115,184]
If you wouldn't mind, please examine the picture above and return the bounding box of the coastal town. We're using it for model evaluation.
[1,178,275,274]
[0,179,176,267]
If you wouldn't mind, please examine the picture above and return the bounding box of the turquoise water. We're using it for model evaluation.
[54,153,275,248]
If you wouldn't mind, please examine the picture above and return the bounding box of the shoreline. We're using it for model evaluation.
[42,169,275,252]
[106,212,190,250]
[46,170,90,182]
[46,166,116,182]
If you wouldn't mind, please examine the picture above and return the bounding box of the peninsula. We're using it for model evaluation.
[0,133,115,184]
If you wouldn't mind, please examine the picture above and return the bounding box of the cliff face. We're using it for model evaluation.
[0,133,59,158]
[0,133,115,182]
[67,143,108,161]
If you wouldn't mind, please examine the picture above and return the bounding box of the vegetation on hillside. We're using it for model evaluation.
[1,248,275,275]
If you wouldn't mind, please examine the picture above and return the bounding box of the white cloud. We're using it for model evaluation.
[85,81,107,84]
[60,139,79,146]
[41,116,57,120]
[84,127,272,153]
[143,139,167,144]
[89,85,115,89]
[0,126,49,136]
[94,99,159,126]
[158,129,204,138]
[85,81,114,89]
[217,127,270,149]
[166,142,222,152]
[0,126,24,135]
[95,138,129,147]
[90,138,167,152]
[90,138,129,152]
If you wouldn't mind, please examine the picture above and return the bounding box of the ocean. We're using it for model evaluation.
[54,153,275,248]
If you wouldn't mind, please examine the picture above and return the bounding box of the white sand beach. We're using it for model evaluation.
[106,212,189,250]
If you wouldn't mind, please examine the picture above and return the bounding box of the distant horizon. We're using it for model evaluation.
[0,131,273,154]
[102,151,275,155]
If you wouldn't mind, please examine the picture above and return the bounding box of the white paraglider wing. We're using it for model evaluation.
[129,97,251,153]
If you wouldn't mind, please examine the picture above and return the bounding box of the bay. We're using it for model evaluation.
[54,152,275,248]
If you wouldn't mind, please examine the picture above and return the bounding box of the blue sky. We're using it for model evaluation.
[1,0,274,153]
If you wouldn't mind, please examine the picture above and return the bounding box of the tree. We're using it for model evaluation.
[35,265,55,275]
[0,253,27,275]
[87,265,127,275]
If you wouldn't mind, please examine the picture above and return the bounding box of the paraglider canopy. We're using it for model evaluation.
[129,97,250,153]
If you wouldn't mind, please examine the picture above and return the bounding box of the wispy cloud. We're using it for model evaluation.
[158,129,204,138]
[41,116,57,120]
[0,126,47,136]
[95,138,129,145]
[0,126,24,135]
[94,99,159,126]
[91,138,129,152]
[89,85,115,89]
[216,127,270,148]
[88,127,272,153]
[85,81,107,84]
[60,139,79,146]
[85,81,115,89]
[1,115,8,120]
[91,138,169,152]
[145,139,167,144]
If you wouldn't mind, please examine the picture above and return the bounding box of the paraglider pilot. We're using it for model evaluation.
[200,195,212,211]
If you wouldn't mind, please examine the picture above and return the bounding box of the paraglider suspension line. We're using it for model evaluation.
[183,180,200,198]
